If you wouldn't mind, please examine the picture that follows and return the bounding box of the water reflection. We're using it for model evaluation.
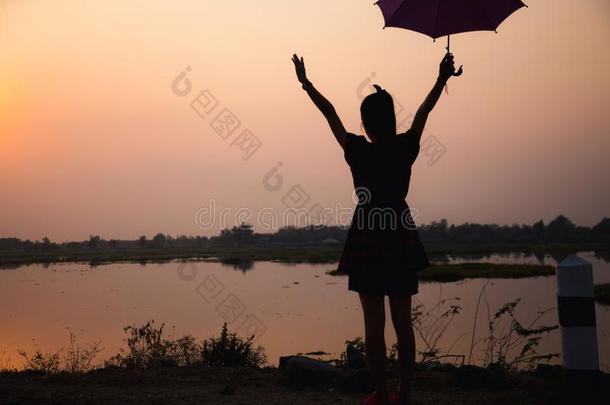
[0,252,608,372]
[219,259,255,272]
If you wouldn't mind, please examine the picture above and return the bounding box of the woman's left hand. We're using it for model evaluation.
[292,53,309,85]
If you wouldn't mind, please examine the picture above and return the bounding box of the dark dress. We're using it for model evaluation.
[338,131,430,296]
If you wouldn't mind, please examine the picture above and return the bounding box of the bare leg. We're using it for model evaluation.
[389,295,415,405]
[359,293,390,404]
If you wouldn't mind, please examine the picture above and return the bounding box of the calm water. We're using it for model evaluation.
[1,251,608,370]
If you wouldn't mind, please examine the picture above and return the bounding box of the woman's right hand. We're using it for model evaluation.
[292,53,309,85]
[439,52,463,82]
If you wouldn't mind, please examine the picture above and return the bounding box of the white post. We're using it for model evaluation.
[556,254,599,399]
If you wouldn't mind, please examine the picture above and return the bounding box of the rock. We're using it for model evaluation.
[279,355,342,385]
[304,350,329,356]
[420,360,457,373]
[452,365,508,389]
[345,344,367,369]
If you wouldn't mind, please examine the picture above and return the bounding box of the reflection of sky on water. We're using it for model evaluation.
[0,252,608,371]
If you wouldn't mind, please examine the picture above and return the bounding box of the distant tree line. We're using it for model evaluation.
[1,215,609,253]
[421,215,610,245]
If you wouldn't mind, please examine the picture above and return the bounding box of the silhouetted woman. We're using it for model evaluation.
[292,52,461,405]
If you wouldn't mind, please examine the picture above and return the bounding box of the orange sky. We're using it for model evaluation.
[1,0,609,241]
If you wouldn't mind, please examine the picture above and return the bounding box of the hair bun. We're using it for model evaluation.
[373,84,384,93]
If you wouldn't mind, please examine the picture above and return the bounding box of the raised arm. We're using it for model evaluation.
[410,53,463,140]
[292,54,348,148]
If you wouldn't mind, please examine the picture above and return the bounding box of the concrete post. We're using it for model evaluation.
[556,254,600,402]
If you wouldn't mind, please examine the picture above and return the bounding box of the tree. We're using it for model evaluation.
[592,217,610,237]
[88,235,101,248]
[532,220,545,239]
[217,223,254,247]
[41,236,54,251]
[545,215,575,241]
[152,233,167,248]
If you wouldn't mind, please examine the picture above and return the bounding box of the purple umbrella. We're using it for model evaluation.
[375,0,526,50]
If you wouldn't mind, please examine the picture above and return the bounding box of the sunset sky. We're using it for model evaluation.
[1,0,609,241]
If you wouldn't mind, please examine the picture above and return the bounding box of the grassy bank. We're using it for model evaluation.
[327,263,555,281]
[594,283,610,305]
[419,263,555,282]
[1,243,606,268]
[0,246,342,268]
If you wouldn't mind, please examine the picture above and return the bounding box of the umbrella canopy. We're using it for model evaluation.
[375,0,526,40]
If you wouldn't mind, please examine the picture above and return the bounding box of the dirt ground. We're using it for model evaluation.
[0,364,584,405]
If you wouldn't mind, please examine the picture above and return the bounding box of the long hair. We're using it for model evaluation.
[360,84,396,139]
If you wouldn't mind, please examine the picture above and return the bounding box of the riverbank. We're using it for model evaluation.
[1,362,599,405]
[419,263,555,281]
[1,251,556,281]
[325,262,554,281]
[1,242,607,269]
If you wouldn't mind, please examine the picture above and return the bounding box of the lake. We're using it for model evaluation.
[1,251,608,370]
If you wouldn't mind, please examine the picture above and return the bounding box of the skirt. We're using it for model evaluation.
[338,221,430,296]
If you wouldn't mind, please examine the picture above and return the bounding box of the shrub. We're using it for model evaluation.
[481,299,559,369]
[18,332,102,374]
[467,281,559,369]
[106,320,200,368]
[19,350,61,374]
[201,323,266,368]
[337,337,365,367]
[64,332,103,373]
[106,321,265,369]
[410,297,463,365]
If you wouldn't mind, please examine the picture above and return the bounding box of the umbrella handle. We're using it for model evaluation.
[444,35,450,95]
